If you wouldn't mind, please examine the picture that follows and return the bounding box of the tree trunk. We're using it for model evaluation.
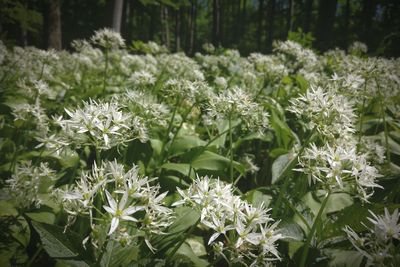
[266,0,276,52]
[212,0,221,46]
[47,0,62,50]
[303,0,313,33]
[188,0,197,54]
[315,0,337,51]
[175,8,181,52]
[161,5,170,49]
[112,0,124,33]
[361,0,376,43]
[287,0,294,34]
[257,0,264,50]
[343,0,350,49]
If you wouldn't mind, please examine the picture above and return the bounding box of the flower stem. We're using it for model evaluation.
[228,113,233,183]
[102,48,109,94]
[166,218,200,262]
[299,190,331,267]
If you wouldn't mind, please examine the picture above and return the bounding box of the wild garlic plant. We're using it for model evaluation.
[173,176,282,266]
[343,208,400,266]
[55,160,174,256]
[0,31,399,266]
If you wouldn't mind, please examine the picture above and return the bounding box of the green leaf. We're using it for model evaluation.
[161,162,195,179]
[279,221,304,242]
[324,249,363,267]
[32,222,90,262]
[150,138,163,156]
[26,212,55,224]
[245,190,272,208]
[169,135,206,156]
[0,200,18,217]
[173,242,208,267]
[271,153,294,184]
[191,150,229,171]
[156,207,200,252]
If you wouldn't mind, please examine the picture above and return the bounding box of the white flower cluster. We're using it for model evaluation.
[173,176,282,266]
[90,28,125,49]
[6,161,56,209]
[348,41,368,55]
[59,99,148,149]
[288,86,356,138]
[343,208,400,266]
[205,86,269,133]
[122,90,169,127]
[297,141,382,201]
[58,160,174,251]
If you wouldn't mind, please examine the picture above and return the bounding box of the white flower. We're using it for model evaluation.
[103,190,144,235]
[368,208,400,242]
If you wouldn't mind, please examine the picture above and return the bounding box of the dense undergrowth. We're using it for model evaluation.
[0,29,399,266]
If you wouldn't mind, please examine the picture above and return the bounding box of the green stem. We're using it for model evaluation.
[228,113,233,182]
[375,78,390,162]
[167,102,196,156]
[299,190,331,267]
[26,245,43,267]
[358,80,368,144]
[282,197,311,232]
[166,218,200,262]
[102,49,109,94]
[271,129,315,218]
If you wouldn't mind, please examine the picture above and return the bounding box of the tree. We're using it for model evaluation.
[266,0,276,52]
[112,0,124,33]
[315,0,337,51]
[212,0,221,46]
[47,0,61,50]
[303,0,313,33]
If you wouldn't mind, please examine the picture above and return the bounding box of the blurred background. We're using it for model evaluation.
[0,0,399,56]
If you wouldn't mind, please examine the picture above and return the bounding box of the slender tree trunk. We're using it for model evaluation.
[47,0,62,50]
[287,0,294,34]
[161,5,170,49]
[188,0,197,54]
[266,0,276,52]
[315,0,338,51]
[112,0,124,33]
[361,0,376,43]
[212,0,221,46]
[343,0,350,49]
[149,6,155,40]
[175,8,181,52]
[257,0,264,50]
[126,0,134,44]
[303,0,313,33]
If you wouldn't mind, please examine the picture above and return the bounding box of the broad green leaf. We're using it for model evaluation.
[324,193,353,214]
[190,150,244,174]
[245,190,272,208]
[169,135,206,156]
[0,200,18,217]
[161,162,195,179]
[156,207,200,252]
[191,150,229,171]
[100,242,138,267]
[32,222,89,261]
[324,249,363,267]
[159,175,190,191]
[271,153,294,184]
[26,212,55,224]
[150,138,163,156]
[279,221,304,242]
[173,242,208,267]
[186,236,207,257]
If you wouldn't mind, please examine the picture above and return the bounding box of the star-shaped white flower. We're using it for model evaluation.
[103,190,144,235]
